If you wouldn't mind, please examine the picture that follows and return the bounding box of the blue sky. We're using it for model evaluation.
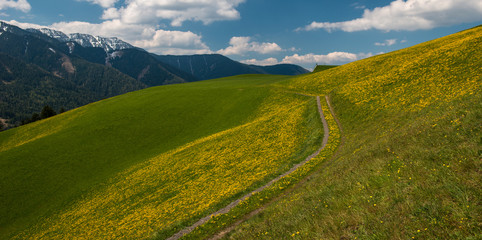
[1,0,481,69]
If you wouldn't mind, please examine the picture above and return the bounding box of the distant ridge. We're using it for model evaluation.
[0,21,148,125]
[153,54,309,80]
[21,23,309,79]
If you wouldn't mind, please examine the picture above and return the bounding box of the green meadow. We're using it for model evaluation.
[0,74,325,239]
[221,26,481,239]
[0,26,480,239]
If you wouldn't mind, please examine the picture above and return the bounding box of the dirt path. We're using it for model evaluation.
[167,95,330,240]
[209,95,344,240]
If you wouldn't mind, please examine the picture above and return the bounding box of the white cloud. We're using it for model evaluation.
[101,0,245,27]
[217,36,283,55]
[0,0,31,12]
[3,0,250,55]
[132,29,211,54]
[239,51,379,69]
[80,0,117,8]
[102,7,120,19]
[282,52,356,65]
[281,52,375,65]
[375,39,397,46]
[351,2,366,10]
[241,57,279,66]
[5,19,42,29]
[299,0,482,32]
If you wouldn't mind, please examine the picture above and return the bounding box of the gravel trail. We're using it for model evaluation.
[167,95,330,240]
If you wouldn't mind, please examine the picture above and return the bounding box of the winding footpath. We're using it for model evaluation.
[167,95,331,240]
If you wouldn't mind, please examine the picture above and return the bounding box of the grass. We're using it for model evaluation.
[181,96,341,240]
[0,74,325,239]
[222,26,481,239]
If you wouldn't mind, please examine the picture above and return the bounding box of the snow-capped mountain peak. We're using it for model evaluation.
[31,27,134,53]
[0,21,133,53]
[65,33,134,52]
[37,28,70,42]
[0,21,10,32]
[0,21,29,36]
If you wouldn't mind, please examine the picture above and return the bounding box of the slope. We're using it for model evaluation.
[107,48,198,86]
[248,64,310,76]
[0,74,325,239]
[0,22,147,124]
[0,53,97,122]
[221,26,481,239]
[25,24,199,86]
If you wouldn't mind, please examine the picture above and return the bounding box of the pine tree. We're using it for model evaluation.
[31,113,41,122]
[40,105,56,119]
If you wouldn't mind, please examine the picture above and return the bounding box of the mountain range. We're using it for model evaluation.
[153,54,309,80]
[0,21,308,126]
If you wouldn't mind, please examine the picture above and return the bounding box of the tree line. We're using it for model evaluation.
[0,105,67,131]
[20,105,65,125]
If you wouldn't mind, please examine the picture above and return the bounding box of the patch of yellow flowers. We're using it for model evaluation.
[284,26,480,114]
[185,96,341,239]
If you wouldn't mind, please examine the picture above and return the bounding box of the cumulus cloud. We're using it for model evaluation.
[282,52,360,65]
[239,52,378,69]
[217,37,283,55]
[3,0,250,55]
[0,0,31,12]
[241,57,279,66]
[280,52,378,66]
[132,29,210,54]
[101,0,245,26]
[375,39,397,46]
[80,0,117,8]
[299,0,482,32]
[102,7,120,19]
[5,19,43,28]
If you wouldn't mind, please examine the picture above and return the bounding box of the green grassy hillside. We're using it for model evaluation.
[222,26,481,239]
[0,75,324,239]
